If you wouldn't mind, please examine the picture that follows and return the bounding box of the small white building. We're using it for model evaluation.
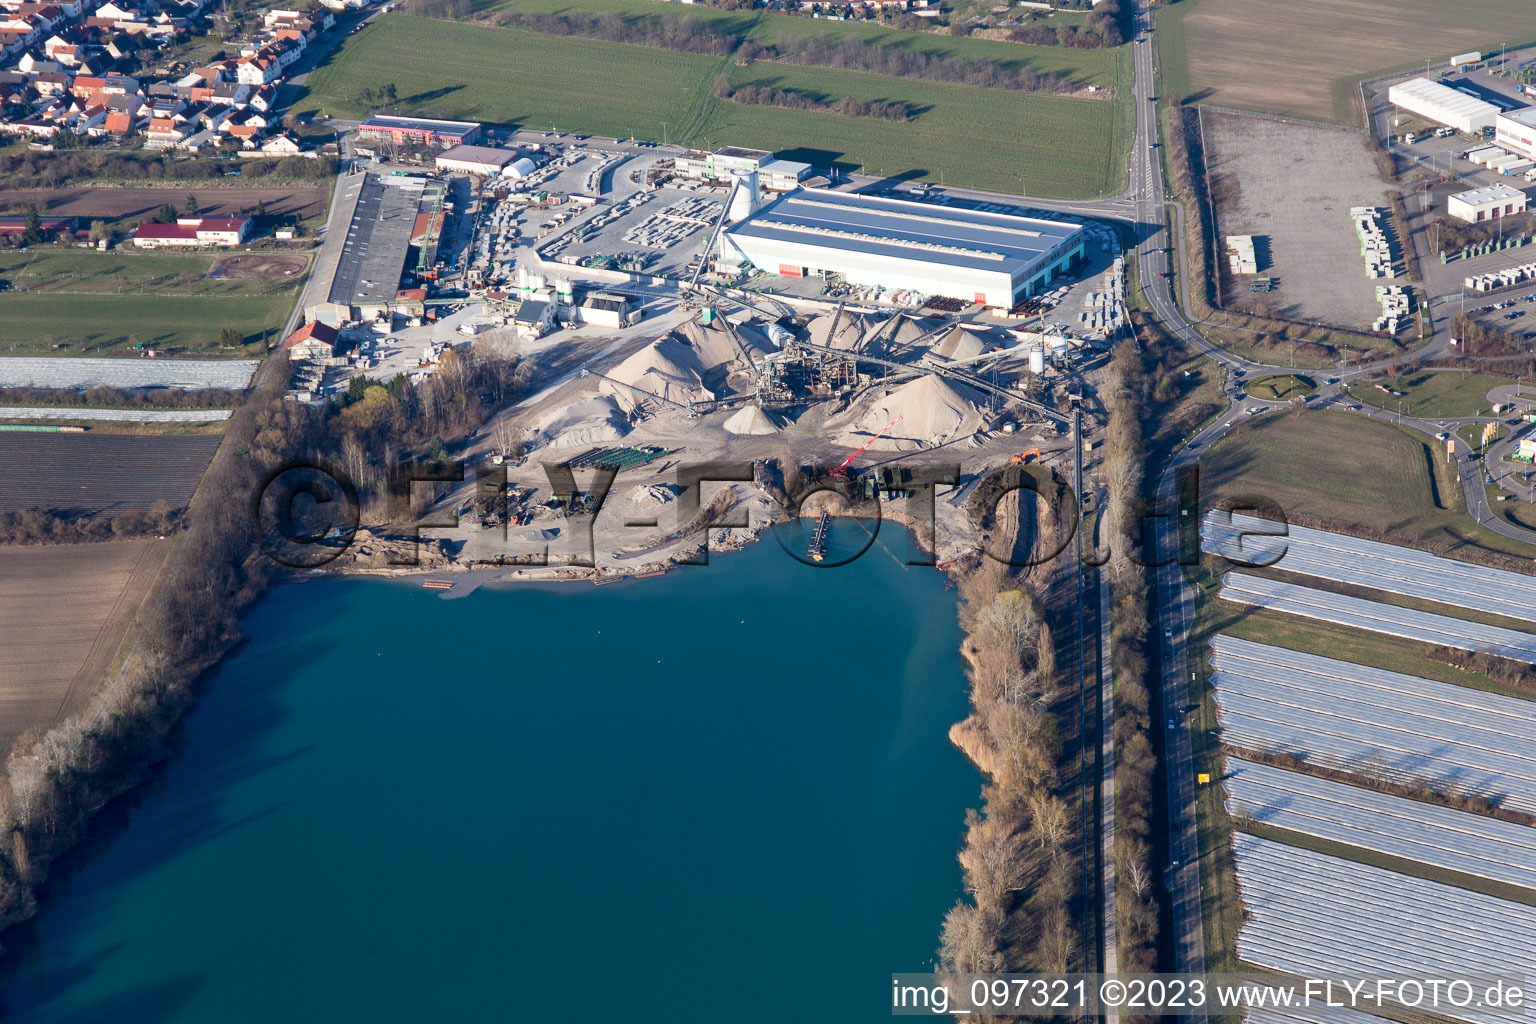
[1447,183,1528,223]
[1387,77,1497,134]
[580,292,641,329]
[757,158,811,193]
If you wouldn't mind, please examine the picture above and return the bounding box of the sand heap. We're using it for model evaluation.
[722,404,780,435]
[887,313,949,351]
[805,310,875,351]
[835,374,988,451]
[531,395,630,446]
[674,318,770,371]
[602,336,715,412]
[626,483,678,508]
[929,324,988,362]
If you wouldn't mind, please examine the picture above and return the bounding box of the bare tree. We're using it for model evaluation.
[938,903,1004,974]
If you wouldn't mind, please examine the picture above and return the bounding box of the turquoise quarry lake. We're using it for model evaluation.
[2,523,976,1022]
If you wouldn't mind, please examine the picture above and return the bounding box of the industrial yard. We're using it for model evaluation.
[1206,113,1398,330]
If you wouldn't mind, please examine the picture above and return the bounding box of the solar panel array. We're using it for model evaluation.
[1224,757,1536,891]
[1220,573,1536,662]
[1203,511,1536,623]
[1232,834,1536,1024]
[1211,635,1536,813]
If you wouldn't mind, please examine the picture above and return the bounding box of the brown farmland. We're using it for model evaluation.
[1173,0,1535,123]
[0,539,167,750]
[0,186,329,224]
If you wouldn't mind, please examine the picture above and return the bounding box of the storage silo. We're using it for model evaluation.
[726,168,759,223]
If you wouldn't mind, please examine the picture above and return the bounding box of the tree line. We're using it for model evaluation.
[739,36,1071,94]
[0,502,179,546]
[0,384,241,410]
[0,151,336,190]
[712,76,914,122]
[937,471,1085,988]
[0,340,532,933]
[489,9,742,55]
[464,7,1078,96]
[1102,339,1164,984]
[1451,313,1532,358]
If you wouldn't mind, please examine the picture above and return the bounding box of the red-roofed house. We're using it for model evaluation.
[102,108,133,135]
[283,319,339,360]
[132,215,251,248]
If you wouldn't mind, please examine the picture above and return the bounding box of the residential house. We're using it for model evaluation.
[258,130,298,155]
[132,215,251,248]
[283,319,339,360]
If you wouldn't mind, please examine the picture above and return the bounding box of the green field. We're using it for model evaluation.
[0,250,302,298]
[301,12,1128,197]
[302,17,719,137]
[713,60,1125,194]
[1347,370,1515,419]
[0,292,294,356]
[0,249,301,355]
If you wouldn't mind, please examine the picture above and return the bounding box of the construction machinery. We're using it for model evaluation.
[1010,448,1043,464]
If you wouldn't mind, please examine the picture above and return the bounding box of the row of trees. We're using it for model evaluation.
[1451,313,1531,358]
[0,151,336,189]
[1427,645,1536,695]
[1101,340,1163,981]
[0,503,179,545]
[939,469,1084,983]
[743,36,1071,94]
[712,77,914,122]
[941,580,1077,976]
[464,7,1079,95]
[0,384,241,409]
[491,10,742,55]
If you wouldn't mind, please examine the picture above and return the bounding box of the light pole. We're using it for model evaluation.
[661,122,668,147]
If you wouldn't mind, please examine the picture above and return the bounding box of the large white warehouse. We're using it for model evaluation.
[1497,108,1536,160]
[1388,77,1497,134]
[719,188,1085,308]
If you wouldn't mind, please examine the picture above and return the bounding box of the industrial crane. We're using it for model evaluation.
[831,415,902,476]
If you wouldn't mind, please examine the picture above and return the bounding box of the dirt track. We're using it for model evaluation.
[212,253,310,280]
[0,186,329,223]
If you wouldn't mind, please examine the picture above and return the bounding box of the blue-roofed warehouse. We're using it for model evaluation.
[719,188,1085,308]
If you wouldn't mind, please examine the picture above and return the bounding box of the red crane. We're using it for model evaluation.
[831,415,902,476]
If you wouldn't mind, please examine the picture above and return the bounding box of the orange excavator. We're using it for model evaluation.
[1010,448,1042,464]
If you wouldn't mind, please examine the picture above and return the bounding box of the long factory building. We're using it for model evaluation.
[718,185,1085,308]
